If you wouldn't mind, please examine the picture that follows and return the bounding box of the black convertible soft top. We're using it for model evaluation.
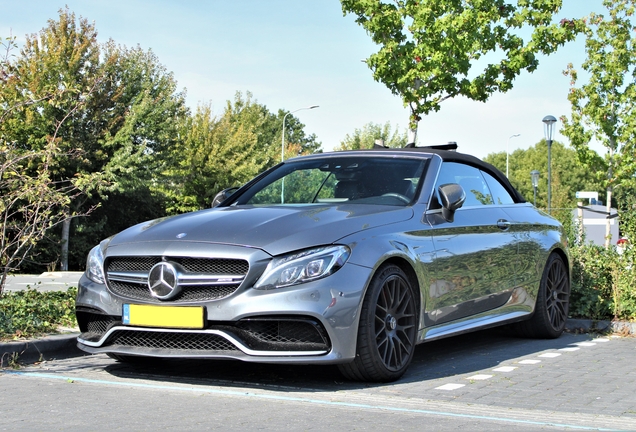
[327,146,527,204]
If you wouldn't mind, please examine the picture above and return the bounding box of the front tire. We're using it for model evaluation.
[338,264,418,382]
[514,253,569,338]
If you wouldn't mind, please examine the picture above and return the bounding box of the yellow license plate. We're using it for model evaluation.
[122,304,204,329]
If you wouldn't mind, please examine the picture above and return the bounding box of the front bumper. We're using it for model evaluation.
[75,261,372,364]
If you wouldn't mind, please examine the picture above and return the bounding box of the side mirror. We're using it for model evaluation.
[438,183,466,223]
[212,187,240,207]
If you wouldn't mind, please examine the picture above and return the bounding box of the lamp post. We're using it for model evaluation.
[506,133,520,178]
[530,170,540,207]
[542,115,557,214]
[282,105,319,162]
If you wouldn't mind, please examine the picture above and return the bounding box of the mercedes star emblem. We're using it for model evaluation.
[147,262,181,300]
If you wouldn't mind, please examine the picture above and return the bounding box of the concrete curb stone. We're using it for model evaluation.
[0,333,82,367]
[1,318,633,367]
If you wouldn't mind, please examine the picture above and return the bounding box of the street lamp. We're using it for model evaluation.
[530,170,540,207]
[542,115,557,214]
[282,105,319,162]
[506,133,520,178]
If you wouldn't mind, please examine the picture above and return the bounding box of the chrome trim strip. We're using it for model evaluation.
[107,271,147,283]
[421,311,529,341]
[178,274,246,285]
[106,272,245,286]
[77,326,327,357]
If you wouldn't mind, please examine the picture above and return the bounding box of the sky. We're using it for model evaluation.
[1,0,606,160]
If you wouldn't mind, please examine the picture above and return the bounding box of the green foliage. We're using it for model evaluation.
[1,9,189,272]
[0,287,77,340]
[341,0,584,129]
[561,0,636,193]
[336,121,407,150]
[160,92,321,213]
[0,129,103,292]
[484,140,602,210]
[568,194,636,321]
[569,243,636,321]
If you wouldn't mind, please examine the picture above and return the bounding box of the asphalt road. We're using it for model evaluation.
[2,329,635,431]
[3,272,82,292]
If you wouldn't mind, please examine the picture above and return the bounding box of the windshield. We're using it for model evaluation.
[233,156,428,206]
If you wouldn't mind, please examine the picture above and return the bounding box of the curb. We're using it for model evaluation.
[566,318,636,335]
[1,319,633,367]
[0,333,82,367]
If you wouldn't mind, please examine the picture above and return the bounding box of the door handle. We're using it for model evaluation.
[497,219,511,231]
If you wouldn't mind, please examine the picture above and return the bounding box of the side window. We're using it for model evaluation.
[433,162,493,207]
[482,171,515,205]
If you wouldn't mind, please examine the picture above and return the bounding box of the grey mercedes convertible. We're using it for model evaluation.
[76,146,570,382]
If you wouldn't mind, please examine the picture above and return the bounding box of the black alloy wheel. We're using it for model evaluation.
[514,253,570,339]
[338,264,418,382]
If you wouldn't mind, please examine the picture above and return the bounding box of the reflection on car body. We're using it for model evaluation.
[76,146,570,382]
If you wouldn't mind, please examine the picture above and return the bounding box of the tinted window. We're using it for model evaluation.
[434,162,493,207]
[237,156,427,206]
[482,171,515,205]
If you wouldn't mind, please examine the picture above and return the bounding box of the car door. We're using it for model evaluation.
[424,162,518,326]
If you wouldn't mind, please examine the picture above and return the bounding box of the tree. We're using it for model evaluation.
[484,140,602,212]
[0,142,100,294]
[161,92,321,213]
[336,121,407,150]
[1,9,188,270]
[341,0,584,141]
[561,0,636,247]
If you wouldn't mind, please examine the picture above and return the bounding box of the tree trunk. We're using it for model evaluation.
[60,217,71,271]
[605,186,612,249]
[407,126,418,146]
[605,145,614,249]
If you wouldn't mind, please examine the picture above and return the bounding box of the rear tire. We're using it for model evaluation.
[513,253,569,338]
[338,264,417,382]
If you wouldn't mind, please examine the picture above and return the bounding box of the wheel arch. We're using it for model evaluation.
[374,256,423,317]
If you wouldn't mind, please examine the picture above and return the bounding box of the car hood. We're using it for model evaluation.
[108,204,414,256]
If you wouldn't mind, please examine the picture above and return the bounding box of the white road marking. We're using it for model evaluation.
[575,342,596,347]
[492,366,517,373]
[538,353,561,358]
[466,374,492,381]
[518,360,541,365]
[435,383,465,391]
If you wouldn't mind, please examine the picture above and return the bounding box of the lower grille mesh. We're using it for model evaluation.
[237,320,327,345]
[105,330,239,352]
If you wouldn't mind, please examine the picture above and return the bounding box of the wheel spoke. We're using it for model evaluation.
[545,259,568,329]
[372,274,417,371]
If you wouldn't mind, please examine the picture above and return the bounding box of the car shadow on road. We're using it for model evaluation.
[102,328,595,392]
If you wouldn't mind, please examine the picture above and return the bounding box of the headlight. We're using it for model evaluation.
[254,245,350,290]
[85,238,110,284]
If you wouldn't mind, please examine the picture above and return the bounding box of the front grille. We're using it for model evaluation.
[105,330,239,352]
[105,256,249,303]
[175,258,248,274]
[107,257,248,275]
[107,257,160,272]
[108,281,238,303]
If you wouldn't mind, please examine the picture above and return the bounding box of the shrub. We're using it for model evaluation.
[0,288,77,340]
